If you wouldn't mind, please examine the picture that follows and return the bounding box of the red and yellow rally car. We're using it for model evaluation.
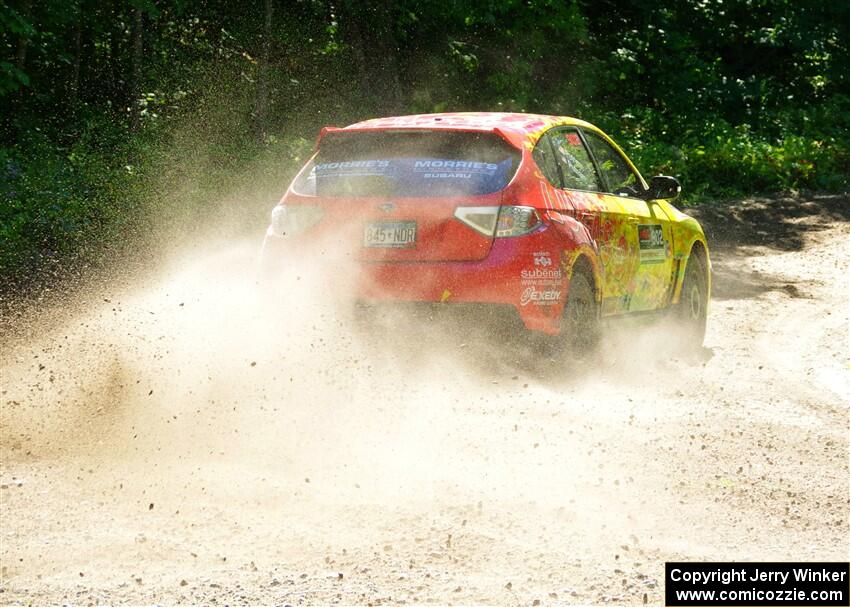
[261,112,710,348]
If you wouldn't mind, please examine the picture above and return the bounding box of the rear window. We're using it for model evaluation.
[293,131,520,197]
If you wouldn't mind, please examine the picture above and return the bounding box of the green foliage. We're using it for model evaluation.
[1,0,848,289]
[629,127,850,199]
[591,105,850,200]
[0,119,142,281]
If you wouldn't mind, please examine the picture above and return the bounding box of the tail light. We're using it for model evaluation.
[454,205,541,238]
[269,205,324,237]
[495,206,540,237]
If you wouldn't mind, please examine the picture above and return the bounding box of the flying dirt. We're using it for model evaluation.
[1,194,848,606]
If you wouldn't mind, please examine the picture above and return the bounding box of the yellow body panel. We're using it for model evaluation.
[523,116,711,315]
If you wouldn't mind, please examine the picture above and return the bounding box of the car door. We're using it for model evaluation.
[545,127,640,315]
[580,128,675,312]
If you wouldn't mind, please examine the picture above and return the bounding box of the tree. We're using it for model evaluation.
[254,0,273,142]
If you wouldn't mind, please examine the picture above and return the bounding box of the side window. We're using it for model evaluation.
[582,130,640,195]
[532,132,561,188]
[549,129,601,192]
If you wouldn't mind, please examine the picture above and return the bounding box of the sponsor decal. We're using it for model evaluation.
[413,160,498,172]
[637,223,667,264]
[533,251,552,266]
[311,157,514,197]
[520,286,561,306]
[423,172,473,180]
[522,252,563,288]
[521,268,563,280]
[316,159,391,172]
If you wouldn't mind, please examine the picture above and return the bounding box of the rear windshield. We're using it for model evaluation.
[292,130,520,197]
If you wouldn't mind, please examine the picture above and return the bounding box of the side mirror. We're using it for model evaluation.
[646,175,681,201]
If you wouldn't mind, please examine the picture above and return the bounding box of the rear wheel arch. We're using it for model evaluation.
[559,255,601,352]
[570,255,596,293]
[564,252,601,307]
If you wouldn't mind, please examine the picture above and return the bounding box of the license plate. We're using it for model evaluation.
[364,221,417,248]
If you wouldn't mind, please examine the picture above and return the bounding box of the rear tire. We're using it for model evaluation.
[561,269,599,354]
[676,252,708,347]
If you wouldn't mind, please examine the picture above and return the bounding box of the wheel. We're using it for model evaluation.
[676,252,708,347]
[561,269,599,354]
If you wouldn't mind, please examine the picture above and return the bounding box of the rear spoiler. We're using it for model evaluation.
[314,125,524,150]
[316,126,344,148]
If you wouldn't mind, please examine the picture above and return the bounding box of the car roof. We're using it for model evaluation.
[337,112,598,147]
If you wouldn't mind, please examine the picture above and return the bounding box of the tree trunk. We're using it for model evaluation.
[130,4,144,129]
[345,5,370,90]
[342,1,402,111]
[5,0,33,135]
[377,0,403,107]
[254,0,273,142]
[15,0,32,72]
[69,10,83,108]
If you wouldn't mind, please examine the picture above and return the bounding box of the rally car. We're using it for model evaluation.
[261,112,710,349]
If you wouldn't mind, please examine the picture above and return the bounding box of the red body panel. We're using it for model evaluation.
[283,191,500,263]
[263,218,594,334]
[263,148,597,335]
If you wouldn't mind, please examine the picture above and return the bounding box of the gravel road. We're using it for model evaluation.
[1,194,847,606]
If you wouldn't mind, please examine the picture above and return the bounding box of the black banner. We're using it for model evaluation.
[665,562,849,606]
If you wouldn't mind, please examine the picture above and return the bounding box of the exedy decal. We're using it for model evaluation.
[520,286,561,306]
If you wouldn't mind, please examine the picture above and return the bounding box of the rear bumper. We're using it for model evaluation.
[261,225,571,335]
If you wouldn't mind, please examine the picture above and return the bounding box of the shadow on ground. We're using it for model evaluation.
[687,193,848,300]
[689,192,850,254]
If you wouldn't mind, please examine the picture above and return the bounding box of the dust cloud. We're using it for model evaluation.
[1,195,848,605]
